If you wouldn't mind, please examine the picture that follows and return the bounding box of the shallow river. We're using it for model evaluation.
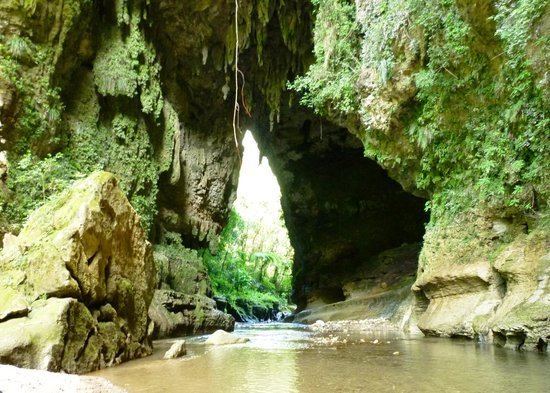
[93,323,548,392]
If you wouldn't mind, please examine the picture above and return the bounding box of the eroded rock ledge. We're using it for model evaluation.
[0,172,156,373]
[414,213,550,351]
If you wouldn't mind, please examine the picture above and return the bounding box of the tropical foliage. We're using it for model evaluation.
[202,210,293,317]
[290,0,549,221]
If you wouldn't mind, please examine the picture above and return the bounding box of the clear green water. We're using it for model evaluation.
[93,323,548,393]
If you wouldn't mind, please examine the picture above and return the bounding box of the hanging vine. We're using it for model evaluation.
[232,0,241,157]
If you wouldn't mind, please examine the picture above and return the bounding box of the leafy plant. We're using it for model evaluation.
[1,152,83,229]
[289,0,361,116]
[291,0,549,221]
[202,210,293,317]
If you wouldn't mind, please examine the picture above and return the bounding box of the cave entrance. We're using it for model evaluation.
[249,110,429,316]
[204,131,295,322]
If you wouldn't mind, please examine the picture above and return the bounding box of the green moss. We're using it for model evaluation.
[154,240,211,296]
[94,28,139,98]
[292,0,549,221]
[0,37,64,154]
[1,152,84,229]
[62,65,164,232]
[498,301,549,326]
[157,101,179,174]
[289,0,360,116]
[93,10,163,119]
[0,0,167,233]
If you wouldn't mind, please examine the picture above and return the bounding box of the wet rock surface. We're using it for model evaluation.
[163,340,187,359]
[0,172,156,373]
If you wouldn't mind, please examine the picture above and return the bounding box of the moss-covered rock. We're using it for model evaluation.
[154,243,211,296]
[148,290,234,338]
[0,171,156,373]
[148,243,234,338]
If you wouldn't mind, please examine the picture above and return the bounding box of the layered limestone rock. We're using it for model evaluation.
[147,244,234,338]
[148,290,234,339]
[414,213,550,350]
[292,243,421,330]
[0,172,156,373]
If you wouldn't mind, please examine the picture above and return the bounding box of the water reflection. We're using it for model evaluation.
[93,323,548,393]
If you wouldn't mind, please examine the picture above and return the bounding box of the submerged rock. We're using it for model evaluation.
[0,172,156,373]
[148,289,235,339]
[163,340,187,359]
[204,330,250,346]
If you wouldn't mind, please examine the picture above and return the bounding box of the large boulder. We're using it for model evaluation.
[148,289,234,338]
[148,243,235,338]
[153,245,211,296]
[0,171,156,373]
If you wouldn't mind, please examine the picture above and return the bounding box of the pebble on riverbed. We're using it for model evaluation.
[309,318,395,333]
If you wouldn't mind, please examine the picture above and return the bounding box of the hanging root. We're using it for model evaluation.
[238,69,251,117]
[232,0,241,158]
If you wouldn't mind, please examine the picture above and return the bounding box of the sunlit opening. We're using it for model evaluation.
[234,132,294,261]
[203,131,294,321]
